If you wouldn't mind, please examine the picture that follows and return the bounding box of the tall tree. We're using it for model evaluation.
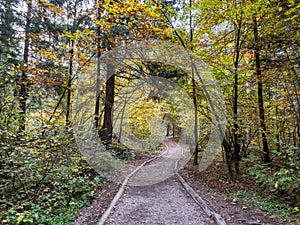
[188,0,200,166]
[51,0,94,128]
[19,0,32,132]
[94,0,103,129]
[191,0,248,176]
[98,0,171,146]
[232,4,243,174]
[100,54,114,146]
[66,39,74,127]
[253,16,271,163]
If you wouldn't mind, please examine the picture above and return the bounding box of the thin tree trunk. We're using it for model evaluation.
[223,138,234,180]
[155,0,227,172]
[172,124,175,137]
[253,17,271,163]
[118,102,126,143]
[66,40,74,128]
[192,66,199,166]
[166,123,170,136]
[275,106,281,151]
[233,18,242,174]
[94,0,102,129]
[290,68,300,146]
[19,0,32,132]
[189,0,199,166]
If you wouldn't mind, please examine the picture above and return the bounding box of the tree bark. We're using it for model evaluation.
[189,0,199,166]
[100,62,115,147]
[94,0,102,129]
[223,138,234,180]
[233,19,242,174]
[192,66,199,166]
[19,0,32,132]
[253,17,271,163]
[66,40,74,128]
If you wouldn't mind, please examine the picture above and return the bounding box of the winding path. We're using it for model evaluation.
[98,140,226,225]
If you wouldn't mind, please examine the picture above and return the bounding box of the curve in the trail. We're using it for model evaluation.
[128,140,190,186]
[97,140,227,225]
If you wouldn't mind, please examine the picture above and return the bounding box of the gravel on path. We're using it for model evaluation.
[104,141,216,225]
[105,176,215,225]
[74,140,285,225]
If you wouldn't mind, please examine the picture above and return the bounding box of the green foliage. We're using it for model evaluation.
[110,142,136,160]
[0,124,103,224]
[245,146,300,205]
[0,0,299,223]
[229,190,299,220]
[127,98,169,140]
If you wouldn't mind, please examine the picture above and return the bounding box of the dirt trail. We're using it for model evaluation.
[74,140,284,225]
[128,140,188,186]
[105,177,213,225]
[102,141,220,225]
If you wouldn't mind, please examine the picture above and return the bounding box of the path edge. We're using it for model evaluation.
[96,147,169,225]
[172,143,227,225]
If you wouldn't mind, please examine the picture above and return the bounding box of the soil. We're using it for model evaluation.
[72,141,297,225]
[179,161,289,225]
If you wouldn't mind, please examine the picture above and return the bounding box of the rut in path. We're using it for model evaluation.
[101,141,223,225]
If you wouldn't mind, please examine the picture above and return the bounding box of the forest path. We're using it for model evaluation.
[104,176,213,225]
[73,140,283,225]
[128,140,187,186]
[101,140,223,225]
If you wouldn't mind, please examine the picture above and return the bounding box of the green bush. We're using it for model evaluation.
[246,146,300,206]
[0,126,103,224]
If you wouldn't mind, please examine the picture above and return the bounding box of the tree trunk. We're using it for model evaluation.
[100,63,115,147]
[192,66,199,166]
[253,17,271,163]
[233,19,242,174]
[189,0,199,166]
[223,138,234,180]
[166,123,170,136]
[19,0,32,132]
[118,102,126,143]
[94,0,102,129]
[66,40,74,128]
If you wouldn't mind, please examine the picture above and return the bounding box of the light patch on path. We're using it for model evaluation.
[129,141,191,186]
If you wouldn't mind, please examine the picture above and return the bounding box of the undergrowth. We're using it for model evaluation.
[0,126,103,224]
[227,145,300,224]
[227,190,299,224]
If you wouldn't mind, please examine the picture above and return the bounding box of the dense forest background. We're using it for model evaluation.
[0,0,299,224]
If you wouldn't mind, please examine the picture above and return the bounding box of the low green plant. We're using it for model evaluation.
[228,189,299,221]
[0,126,103,224]
[245,146,300,205]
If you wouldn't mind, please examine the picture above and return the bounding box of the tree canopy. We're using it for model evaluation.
[0,0,299,223]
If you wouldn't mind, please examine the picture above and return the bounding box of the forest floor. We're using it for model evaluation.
[179,163,294,225]
[72,140,296,225]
